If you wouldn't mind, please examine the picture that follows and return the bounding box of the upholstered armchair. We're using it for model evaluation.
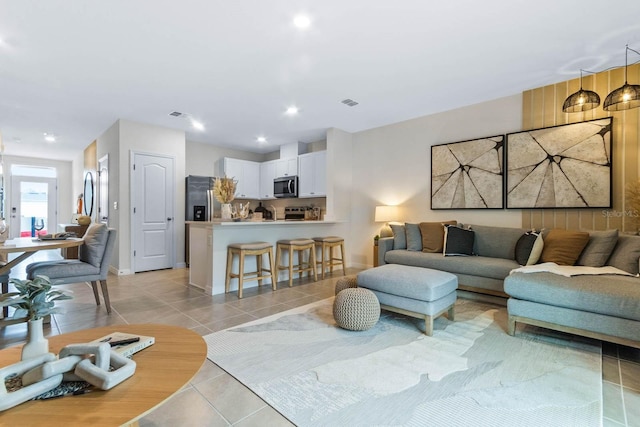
[26,224,117,314]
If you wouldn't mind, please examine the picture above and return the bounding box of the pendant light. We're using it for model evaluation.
[603,45,640,111]
[562,69,600,113]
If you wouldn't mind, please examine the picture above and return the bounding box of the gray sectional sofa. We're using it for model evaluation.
[378,223,526,297]
[377,223,640,348]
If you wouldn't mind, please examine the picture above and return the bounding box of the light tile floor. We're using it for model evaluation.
[1,255,639,426]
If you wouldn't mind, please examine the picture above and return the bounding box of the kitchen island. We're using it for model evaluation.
[187,220,347,295]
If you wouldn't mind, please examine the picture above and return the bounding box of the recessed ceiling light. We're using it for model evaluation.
[43,133,56,142]
[286,106,299,115]
[257,136,267,143]
[293,15,311,29]
[191,119,205,131]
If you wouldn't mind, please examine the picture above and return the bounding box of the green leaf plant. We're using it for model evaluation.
[0,275,73,321]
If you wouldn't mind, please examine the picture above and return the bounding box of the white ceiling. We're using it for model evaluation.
[1,0,640,161]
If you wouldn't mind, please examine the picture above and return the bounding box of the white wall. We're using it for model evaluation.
[96,121,121,269]
[186,140,265,177]
[120,120,186,273]
[326,128,352,221]
[96,119,186,274]
[71,151,84,217]
[347,94,525,268]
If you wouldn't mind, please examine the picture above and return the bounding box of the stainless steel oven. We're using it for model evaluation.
[274,176,298,198]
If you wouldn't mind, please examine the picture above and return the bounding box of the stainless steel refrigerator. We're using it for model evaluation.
[185,175,217,266]
[185,175,217,221]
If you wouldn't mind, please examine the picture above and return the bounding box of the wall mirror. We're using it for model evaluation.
[83,171,94,216]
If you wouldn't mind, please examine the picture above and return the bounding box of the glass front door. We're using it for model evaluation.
[10,177,57,238]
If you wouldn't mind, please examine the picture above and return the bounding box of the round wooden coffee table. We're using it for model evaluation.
[0,324,206,426]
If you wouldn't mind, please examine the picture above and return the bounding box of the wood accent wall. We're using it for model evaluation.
[84,140,97,171]
[521,63,640,232]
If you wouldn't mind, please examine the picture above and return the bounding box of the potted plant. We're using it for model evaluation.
[0,275,73,360]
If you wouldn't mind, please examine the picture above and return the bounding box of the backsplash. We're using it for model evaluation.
[215,197,326,220]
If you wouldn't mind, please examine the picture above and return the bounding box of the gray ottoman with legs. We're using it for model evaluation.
[357,264,458,335]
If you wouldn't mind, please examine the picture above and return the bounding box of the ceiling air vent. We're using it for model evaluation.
[169,111,184,117]
[341,99,359,107]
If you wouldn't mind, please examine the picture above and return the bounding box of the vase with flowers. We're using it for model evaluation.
[213,176,237,220]
[0,275,73,360]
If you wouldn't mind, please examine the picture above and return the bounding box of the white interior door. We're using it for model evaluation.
[132,152,175,272]
[10,177,57,239]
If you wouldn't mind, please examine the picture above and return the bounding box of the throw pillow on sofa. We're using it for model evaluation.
[405,223,422,251]
[443,225,474,256]
[390,224,407,249]
[514,231,544,265]
[576,229,619,267]
[419,220,456,253]
[539,229,590,266]
[606,234,640,275]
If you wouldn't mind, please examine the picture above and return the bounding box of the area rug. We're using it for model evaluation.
[204,298,602,427]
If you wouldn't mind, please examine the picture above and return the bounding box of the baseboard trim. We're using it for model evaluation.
[110,266,132,276]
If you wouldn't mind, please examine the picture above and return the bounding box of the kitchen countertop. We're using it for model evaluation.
[187,218,347,295]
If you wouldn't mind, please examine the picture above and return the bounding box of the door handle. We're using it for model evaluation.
[167,217,173,221]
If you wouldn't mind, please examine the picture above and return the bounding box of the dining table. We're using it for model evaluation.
[0,237,84,328]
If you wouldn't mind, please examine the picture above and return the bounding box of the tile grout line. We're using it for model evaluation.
[617,357,629,427]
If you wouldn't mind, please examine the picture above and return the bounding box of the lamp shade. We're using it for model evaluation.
[562,88,600,113]
[374,205,398,223]
[604,45,640,112]
[603,83,640,111]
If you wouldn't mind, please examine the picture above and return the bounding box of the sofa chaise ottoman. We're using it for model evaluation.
[357,264,458,335]
[505,270,640,348]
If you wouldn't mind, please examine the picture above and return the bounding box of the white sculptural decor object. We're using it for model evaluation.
[0,342,137,412]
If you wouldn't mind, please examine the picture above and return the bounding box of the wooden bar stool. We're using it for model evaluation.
[225,242,276,299]
[313,236,346,279]
[275,239,318,287]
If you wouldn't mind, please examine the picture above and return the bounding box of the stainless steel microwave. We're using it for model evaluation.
[274,176,298,198]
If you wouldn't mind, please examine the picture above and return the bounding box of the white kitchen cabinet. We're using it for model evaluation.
[259,160,277,199]
[275,157,298,177]
[298,151,326,198]
[223,157,260,199]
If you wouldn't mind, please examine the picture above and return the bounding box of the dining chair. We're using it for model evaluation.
[25,225,117,314]
[1,269,9,319]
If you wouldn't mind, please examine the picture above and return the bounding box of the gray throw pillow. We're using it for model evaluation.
[405,223,422,251]
[79,224,109,268]
[576,229,619,267]
[606,234,640,274]
[469,224,526,259]
[443,225,474,256]
[390,224,407,250]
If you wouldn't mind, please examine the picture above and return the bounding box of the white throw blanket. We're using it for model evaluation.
[510,262,635,278]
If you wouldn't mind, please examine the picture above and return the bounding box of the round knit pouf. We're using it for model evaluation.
[333,288,380,331]
[334,276,358,295]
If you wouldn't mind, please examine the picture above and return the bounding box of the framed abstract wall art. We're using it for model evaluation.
[431,135,504,209]
[506,117,613,209]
